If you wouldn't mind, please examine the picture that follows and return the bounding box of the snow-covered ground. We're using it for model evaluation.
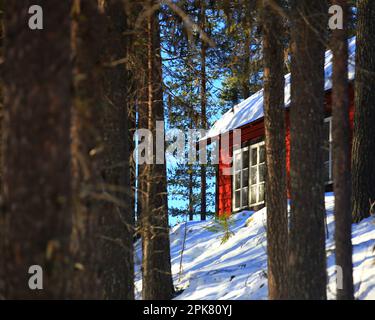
[134,193,375,300]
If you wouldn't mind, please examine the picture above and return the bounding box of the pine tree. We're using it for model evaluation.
[0,0,5,298]
[0,0,3,186]
[199,0,207,221]
[288,0,328,300]
[351,0,375,223]
[140,0,174,300]
[262,0,288,300]
[162,1,217,220]
[70,0,134,299]
[331,0,354,300]
[99,0,134,299]
[2,0,73,298]
[219,0,262,106]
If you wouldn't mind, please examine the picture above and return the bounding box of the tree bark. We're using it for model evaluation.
[351,0,375,223]
[70,0,105,298]
[0,0,3,187]
[189,164,194,221]
[331,0,354,300]
[2,0,73,299]
[288,0,328,300]
[70,0,134,299]
[100,0,134,299]
[200,1,207,221]
[141,1,174,300]
[262,0,288,300]
[0,0,4,298]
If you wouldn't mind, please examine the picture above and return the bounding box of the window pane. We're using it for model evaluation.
[242,150,249,169]
[250,186,257,204]
[242,188,248,207]
[259,164,266,183]
[259,145,266,163]
[234,153,241,170]
[251,148,257,166]
[235,191,241,209]
[258,184,265,203]
[243,169,249,187]
[235,172,241,190]
[250,167,258,185]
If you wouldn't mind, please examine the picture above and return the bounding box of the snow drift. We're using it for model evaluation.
[135,193,375,300]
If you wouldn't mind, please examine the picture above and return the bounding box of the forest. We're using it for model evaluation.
[0,0,374,302]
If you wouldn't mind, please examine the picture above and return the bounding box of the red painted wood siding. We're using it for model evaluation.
[217,85,355,216]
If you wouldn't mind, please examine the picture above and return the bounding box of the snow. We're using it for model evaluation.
[202,37,356,141]
[134,192,375,300]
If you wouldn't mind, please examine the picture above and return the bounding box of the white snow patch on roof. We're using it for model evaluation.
[203,37,356,141]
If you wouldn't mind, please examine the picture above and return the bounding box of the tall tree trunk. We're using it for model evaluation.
[0,0,4,298]
[0,0,3,187]
[100,0,134,299]
[331,0,354,300]
[262,0,288,300]
[129,99,137,226]
[189,164,194,221]
[200,1,207,221]
[351,0,375,223]
[70,0,134,299]
[126,1,142,231]
[2,0,73,298]
[135,38,149,239]
[70,0,105,298]
[137,81,148,239]
[141,2,174,300]
[288,0,328,300]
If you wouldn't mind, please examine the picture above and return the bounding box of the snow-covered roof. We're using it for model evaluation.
[203,37,356,141]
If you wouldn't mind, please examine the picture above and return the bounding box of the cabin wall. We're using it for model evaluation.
[218,135,233,216]
[217,85,355,216]
[218,121,265,216]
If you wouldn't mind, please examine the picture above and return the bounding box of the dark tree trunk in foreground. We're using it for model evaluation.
[0,0,5,298]
[288,0,328,300]
[2,0,73,299]
[70,0,104,298]
[331,0,354,300]
[351,0,375,223]
[141,3,174,300]
[0,0,3,186]
[262,0,288,300]
[199,1,207,221]
[71,0,133,299]
[100,0,134,299]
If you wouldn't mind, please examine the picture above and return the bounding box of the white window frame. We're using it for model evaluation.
[232,147,249,211]
[324,117,333,185]
[249,141,266,207]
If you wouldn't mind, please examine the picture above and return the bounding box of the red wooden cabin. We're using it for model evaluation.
[203,38,356,216]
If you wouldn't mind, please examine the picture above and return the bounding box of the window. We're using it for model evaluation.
[233,141,265,211]
[232,117,332,212]
[233,147,249,211]
[324,117,333,184]
[249,142,266,206]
